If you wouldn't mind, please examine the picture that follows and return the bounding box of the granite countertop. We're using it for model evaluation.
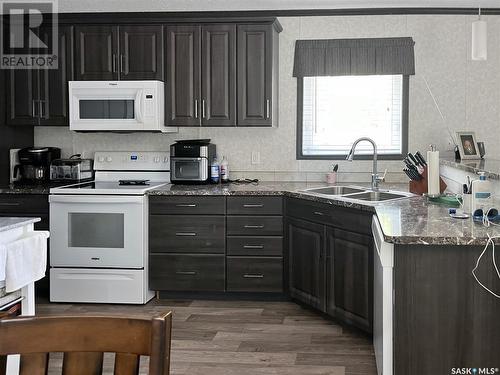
[0,182,68,195]
[149,182,500,246]
[440,158,500,180]
[0,217,41,233]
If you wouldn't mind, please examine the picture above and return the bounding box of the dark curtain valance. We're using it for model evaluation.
[293,37,415,77]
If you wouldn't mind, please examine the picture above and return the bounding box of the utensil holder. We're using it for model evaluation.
[409,167,447,196]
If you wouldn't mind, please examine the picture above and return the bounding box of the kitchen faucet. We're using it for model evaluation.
[346,137,386,191]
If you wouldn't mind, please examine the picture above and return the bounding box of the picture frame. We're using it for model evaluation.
[456,131,481,160]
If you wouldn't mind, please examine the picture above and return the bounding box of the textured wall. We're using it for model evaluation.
[34,14,500,182]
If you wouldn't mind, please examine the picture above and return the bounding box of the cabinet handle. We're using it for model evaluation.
[175,204,197,207]
[243,204,264,208]
[194,100,199,119]
[175,232,197,236]
[112,54,117,73]
[202,99,206,119]
[244,225,264,229]
[243,274,264,279]
[176,271,197,275]
[265,99,270,119]
[32,100,37,118]
[243,245,264,249]
[313,211,325,216]
[120,54,124,73]
[39,100,46,119]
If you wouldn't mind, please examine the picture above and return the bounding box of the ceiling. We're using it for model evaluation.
[56,0,500,13]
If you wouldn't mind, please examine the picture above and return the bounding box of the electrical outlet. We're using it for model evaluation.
[251,151,261,165]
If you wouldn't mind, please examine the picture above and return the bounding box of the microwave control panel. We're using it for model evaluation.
[144,90,155,117]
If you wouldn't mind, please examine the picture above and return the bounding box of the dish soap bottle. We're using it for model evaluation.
[471,172,491,212]
[220,156,229,183]
[210,157,220,184]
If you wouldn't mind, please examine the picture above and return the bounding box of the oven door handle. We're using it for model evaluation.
[49,195,145,204]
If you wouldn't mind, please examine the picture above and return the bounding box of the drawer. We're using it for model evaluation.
[149,196,225,215]
[150,215,225,254]
[285,197,372,235]
[226,257,283,292]
[227,236,283,256]
[227,196,283,215]
[0,194,48,214]
[149,254,225,291]
[226,216,283,236]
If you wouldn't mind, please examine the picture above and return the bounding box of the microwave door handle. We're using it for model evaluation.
[135,90,144,123]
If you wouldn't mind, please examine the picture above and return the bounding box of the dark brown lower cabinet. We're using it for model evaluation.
[286,217,326,311]
[150,254,225,292]
[327,228,373,332]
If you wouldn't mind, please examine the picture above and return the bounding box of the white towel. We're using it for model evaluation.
[3,231,49,293]
[0,242,6,282]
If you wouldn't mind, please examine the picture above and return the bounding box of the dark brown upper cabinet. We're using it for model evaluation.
[165,25,201,126]
[6,26,74,126]
[75,25,163,81]
[165,24,236,127]
[237,24,279,127]
[201,25,236,127]
[119,25,164,80]
[75,25,118,80]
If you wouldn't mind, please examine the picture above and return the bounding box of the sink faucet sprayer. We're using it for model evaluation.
[346,137,387,191]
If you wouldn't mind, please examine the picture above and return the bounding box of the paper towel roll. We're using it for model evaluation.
[427,148,440,197]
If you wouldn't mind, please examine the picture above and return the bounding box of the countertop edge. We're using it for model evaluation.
[0,217,41,233]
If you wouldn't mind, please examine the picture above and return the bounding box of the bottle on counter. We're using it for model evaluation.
[471,172,491,213]
[220,156,229,183]
[210,157,220,184]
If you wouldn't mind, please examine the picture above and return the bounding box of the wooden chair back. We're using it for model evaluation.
[0,312,172,375]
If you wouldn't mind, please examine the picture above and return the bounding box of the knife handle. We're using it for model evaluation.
[408,153,420,167]
[415,151,427,166]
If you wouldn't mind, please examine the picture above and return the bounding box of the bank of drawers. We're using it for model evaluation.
[149,195,283,293]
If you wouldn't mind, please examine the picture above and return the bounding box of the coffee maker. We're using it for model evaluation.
[12,147,61,184]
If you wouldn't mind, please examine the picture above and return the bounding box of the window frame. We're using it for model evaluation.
[296,75,409,160]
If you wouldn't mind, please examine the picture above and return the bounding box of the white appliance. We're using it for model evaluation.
[372,216,394,375]
[49,151,170,304]
[69,80,177,133]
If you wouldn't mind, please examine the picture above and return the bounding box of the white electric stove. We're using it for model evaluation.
[49,151,170,304]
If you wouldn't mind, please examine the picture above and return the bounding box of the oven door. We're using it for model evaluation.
[69,84,146,131]
[49,195,146,268]
[171,158,208,182]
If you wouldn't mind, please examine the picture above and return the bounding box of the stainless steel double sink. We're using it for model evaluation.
[301,185,414,203]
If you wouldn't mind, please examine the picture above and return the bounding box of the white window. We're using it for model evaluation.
[300,75,406,158]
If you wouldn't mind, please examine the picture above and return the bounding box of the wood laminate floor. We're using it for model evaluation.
[36,298,376,375]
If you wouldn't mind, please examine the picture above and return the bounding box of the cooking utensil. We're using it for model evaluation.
[408,153,420,167]
[415,151,427,166]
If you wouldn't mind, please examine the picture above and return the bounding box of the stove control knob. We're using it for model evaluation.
[154,156,160,163]
[98,156,105,162]
[106,156,112,162]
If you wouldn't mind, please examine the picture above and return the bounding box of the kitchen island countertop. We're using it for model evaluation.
[149,182,500,246]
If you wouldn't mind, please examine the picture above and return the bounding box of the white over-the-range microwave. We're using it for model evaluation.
[68,80,177,133]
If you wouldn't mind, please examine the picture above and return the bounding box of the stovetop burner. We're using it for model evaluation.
[119,179,150,186]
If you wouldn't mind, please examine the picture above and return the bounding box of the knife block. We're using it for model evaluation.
[409,167,447,196]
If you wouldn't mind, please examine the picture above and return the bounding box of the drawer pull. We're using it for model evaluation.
[244,225,265,229]
[176,271,197,275]
[175,204,197,207]
[175,232,197,236]
[243,204,264,208]
[0,202,21,206]
[313,211,325,216]
[243,274,264,279]
[243,245,264,249]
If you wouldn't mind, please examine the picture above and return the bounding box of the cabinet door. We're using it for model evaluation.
[165,25,201,126]
[237,24,274,126]
[201,24,236,127]
[6,69,39,126]
[287,217,326,311]
[327,228,373,332]
[74,25,118,80]
[119,25,163,80]
[39,25,73,126]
